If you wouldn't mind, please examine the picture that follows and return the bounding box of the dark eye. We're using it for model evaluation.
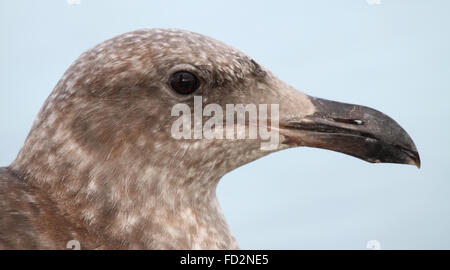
[170,71,200,95]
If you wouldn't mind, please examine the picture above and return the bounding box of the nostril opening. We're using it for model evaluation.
[333,118,364,125]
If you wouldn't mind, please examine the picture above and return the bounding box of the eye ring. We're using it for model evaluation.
[169,71,200,95]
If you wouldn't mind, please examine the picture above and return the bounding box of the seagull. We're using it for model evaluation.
[0,29,420,249]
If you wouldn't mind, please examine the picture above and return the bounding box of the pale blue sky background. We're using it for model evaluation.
[1,0,449,249]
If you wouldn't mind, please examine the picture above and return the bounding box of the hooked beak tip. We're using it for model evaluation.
[411,153,421,169]
[399,145,421,169]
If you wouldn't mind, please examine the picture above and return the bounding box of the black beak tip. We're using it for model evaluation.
[413,151,421,169]
[404,138,421,169]
[400,146,421,169]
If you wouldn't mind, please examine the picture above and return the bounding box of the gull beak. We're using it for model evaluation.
[280,95,421,168]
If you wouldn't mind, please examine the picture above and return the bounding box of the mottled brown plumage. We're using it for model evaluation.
[0,29,419,249]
